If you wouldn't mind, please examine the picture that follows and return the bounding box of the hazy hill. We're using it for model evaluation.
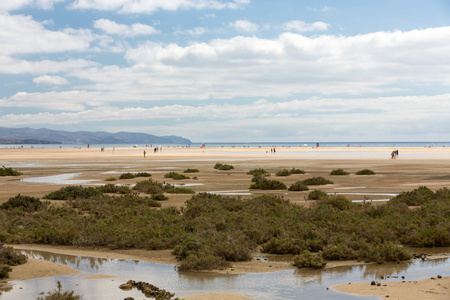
[0,127,192,145]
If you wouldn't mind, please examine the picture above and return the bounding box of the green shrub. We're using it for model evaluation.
[0,166,22,176]
[276,169,291,176]
[36,281,82,300]
[164,172,190,180]
[288,182,309,191]
[214,163,234,170]
[105,177,117,181]
[301,177,333,185]
[293,250,326,269]
[136,172,152,177]
[249,179,287,190]
[43,186,103,200]
[0,265,12,279]
[330,169,349,175]
[315,195,354,210]
[133,179,165,194]
[361,242,411,264]
[247,168,269,176]
[390,186,434,206]
[307,190,328,200]
[0,246,27,266]
[96,184,132,194]
[151,194,169,201]
[251,174,266,183]
[119,172,136,179]
[183,168,199,173]
[164,185,195,194]
[290,168,305,174]
[0,194,42,212]
[356,169,376,175]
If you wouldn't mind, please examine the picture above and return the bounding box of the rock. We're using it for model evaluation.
[377,283,381,286]
[437,275,442,279]
[124,298,134,300]
[119,283,133,290]
[371,281,376,286]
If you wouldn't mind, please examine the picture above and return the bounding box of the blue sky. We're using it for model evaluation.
[1,0,450,142]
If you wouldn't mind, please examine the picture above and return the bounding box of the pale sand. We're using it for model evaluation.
[2,146,450,299]
[332,276,450,300]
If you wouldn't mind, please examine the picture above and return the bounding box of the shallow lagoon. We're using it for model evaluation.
[2,250,449,300]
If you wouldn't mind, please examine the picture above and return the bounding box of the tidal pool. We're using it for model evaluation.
[1,250,449,300]
[22,173,97,185]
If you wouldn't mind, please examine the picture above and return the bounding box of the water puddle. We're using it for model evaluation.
[22,173,97,185]
[1,249,449,300]
[208,190,253,196]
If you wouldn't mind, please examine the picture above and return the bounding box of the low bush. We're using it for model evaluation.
[0,245,27,278]
[330,169,349,175]
[96,184,132,194]
[390,186,434,206]
[164,185,195,194]
[293,250,326,269]
[247,168,269,176]
[36,281,82,300]
[356,169,376,175]
[136,172,152,177]
[119,172,136,179]
[307,190,328,200]
[290,168,305,174]
[315,195,354,210]
[0,246,27,266]
[151,194,169,201]
[164,172,190,180]
[302,177,333,185]
[0,194,42,212]
[214,163,234,170]
[43,186,103,200]
[251,174,266,183]
[133,179,165,194]
[105,177,117,181]
[0,166,22,176]
[249,179,287,190]
[183,168,199,173]
[288,182,309,191]
[276,169,291,176]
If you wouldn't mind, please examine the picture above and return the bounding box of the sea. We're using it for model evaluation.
[0,141,448,149]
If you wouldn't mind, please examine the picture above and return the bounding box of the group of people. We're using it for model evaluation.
[390,149,399,159]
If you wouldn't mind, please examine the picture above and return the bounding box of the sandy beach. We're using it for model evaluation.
[1,146,450,299]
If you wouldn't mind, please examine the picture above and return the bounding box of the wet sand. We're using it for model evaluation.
[2,146,450,299]
[332,276,450,300]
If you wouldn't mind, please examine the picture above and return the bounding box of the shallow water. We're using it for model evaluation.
[22,173,97,185]
[2,249,449,300]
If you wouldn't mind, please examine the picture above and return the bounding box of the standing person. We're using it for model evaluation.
[391,151,396,159]
[144,150,146,158]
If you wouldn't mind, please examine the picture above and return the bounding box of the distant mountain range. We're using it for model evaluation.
[0,127,192,145]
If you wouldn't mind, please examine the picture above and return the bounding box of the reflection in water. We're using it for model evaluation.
[22,173,95,185]
[2,249,449,300]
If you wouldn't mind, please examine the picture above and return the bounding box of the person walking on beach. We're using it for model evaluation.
[144,150,146,158]
[391,151,396,159]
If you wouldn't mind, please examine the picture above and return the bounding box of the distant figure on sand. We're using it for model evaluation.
[144,150,146,158]
[391,151,396,159]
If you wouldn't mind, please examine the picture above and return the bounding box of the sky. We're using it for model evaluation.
[1,0,450,143]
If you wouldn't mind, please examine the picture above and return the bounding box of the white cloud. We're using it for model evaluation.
[229,20,258,33]
[0,0,65,11]
[71,0,249,14]
[0,14,95,55]
[174,27,207,36]
[0,56,98,75]
[33,75,69,85]
[36,0,66,9]
[282,20,330,33]
[94,19,159,37]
